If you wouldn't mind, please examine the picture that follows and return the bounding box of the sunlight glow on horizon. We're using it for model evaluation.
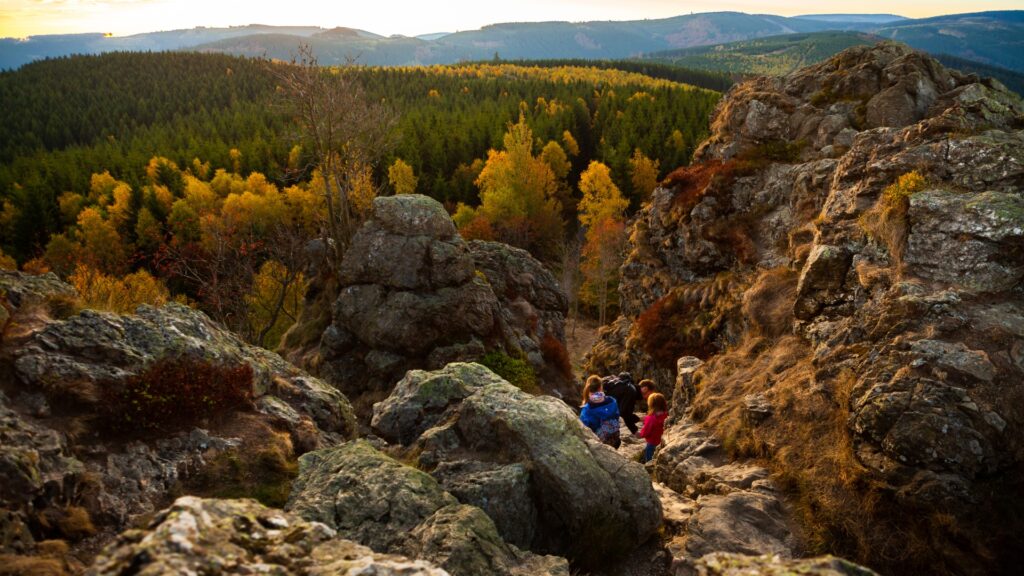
[1,0,1022,39]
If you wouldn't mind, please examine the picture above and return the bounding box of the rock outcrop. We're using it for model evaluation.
[370,363,662,569]
[317,195,574,415]
[0,271,356,568]
[87,496,449,576]
[590,42,1024,574]
[286,440,568,576]
[694,553,878,576]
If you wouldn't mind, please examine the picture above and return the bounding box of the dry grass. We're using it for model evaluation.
[858,171,927,268]
[689,328,1003,573]
[741,268,798,339]
[0,556,66,576]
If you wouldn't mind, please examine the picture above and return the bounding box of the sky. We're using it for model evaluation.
[1,0,1022,38]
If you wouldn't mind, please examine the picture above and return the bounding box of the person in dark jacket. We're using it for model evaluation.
[603,372,640,434]
[580,375,621,448]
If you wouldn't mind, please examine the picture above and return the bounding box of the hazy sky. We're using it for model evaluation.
[2,0,1022,38]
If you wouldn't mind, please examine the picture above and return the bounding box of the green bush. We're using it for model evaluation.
[480,350,540,394]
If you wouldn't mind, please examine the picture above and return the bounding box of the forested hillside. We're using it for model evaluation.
[0,50,718,349]
[0,52,718,260]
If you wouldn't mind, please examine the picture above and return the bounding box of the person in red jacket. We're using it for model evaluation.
[637,392,668,463]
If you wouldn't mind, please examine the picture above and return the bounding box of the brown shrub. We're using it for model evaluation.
[664,160,724,215]
[34,541,70,558]
[102,357,254,434]
[540,333,573,381]
[33,506,95,542]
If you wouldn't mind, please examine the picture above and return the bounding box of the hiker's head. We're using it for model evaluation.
[582,375,604,406]
[647,392,667,414]
[639,379,656,399]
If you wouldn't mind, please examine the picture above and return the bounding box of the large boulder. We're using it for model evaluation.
[87,496,449,576]
[372,363,662,569]
[317,195,574,416]
[591,42,1024,574]
[286,440,568,576]
[0,271,357,566]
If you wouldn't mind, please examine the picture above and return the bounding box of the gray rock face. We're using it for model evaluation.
[592,43,1024,572]
[12,302,356,443]
[372,363,661,569]
[0,271,358,561]
[318,195,573,414]
[654,415,797,574]
[905,189,1024,292]
[286,440,568,576]
[87,496,450,576]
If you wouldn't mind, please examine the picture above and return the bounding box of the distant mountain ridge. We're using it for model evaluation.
[1,10,1021,71]
[640,31,1024,94]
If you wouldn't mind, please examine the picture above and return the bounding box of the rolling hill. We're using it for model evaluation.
[1,11,1021,73]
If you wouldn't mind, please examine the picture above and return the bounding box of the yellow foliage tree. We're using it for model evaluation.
[346,163,377,218]
[89,172,119,204]
[577,161,628,229]
[580,216,627,325]
[58,192,86,225]
[69,264,170,314]
[76,207,127,275]
[108,182,134,233]
[183,176,220,216]
[562,130,580,157]
[540,141,571,181]
[388,159,418,195]
[472,115,564,260]
[629,149,661,202]
[244,260,308,349]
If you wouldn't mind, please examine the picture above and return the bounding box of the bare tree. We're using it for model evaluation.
[269,44,396,268]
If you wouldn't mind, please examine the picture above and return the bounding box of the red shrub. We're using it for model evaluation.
[540,333,573,380]
[635,282,733,368]
[104,357,254,433]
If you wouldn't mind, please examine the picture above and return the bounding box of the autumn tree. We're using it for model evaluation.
[578,161,628,229]
[244,260,308,349]
[577,160,629,325]
[69,264,170,314]
[469,115,564,261]
[629,149,660,203]
[76,207,127,275]
[580,217,627,325]
[271,44,396,268]
[388,158,418,195]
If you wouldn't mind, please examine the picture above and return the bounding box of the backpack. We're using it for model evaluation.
[596,418,620,445]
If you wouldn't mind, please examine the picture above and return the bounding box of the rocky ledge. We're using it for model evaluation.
[589,42,1024,574]
[314,195,575,416]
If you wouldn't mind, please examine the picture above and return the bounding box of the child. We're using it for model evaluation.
[637,392,668,463]
[579,375,621,448]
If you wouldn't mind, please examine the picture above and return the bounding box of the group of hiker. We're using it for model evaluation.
[579,372,668,463]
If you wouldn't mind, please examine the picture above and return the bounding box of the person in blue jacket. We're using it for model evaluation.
[580,374,621,448]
